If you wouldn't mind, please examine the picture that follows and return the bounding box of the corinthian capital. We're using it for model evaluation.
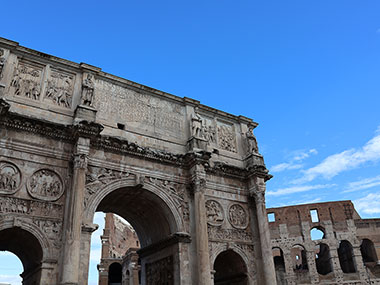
[249,177,266,204]
[73,154,88,170]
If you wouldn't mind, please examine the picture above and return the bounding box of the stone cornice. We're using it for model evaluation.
[90,136,187,166]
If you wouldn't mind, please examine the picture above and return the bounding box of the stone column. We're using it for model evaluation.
[352,245,368,281]
[192,175,212,285]
[330,249,344,283]
[79,223,99,285]
[249,177,277,285]
[60,137,90,285]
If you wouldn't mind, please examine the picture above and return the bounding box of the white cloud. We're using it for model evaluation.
[271,162,303,172]
[354,193,380,215]
[267,184,335,196]
[270,148,317,173]
[0,274,22,285]
[90,248,102,262]
[293,128,380,183]
[343,175,380,193]
[293,149,318,161]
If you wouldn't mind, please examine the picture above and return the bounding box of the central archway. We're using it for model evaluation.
[84,178,186,285]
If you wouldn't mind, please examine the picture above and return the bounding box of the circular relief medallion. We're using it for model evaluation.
[206,200,224,226]
[27,169,64,201]
[0,161,22,194]
[228,204,248,229]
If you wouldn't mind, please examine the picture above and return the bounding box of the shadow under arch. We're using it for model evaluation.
[85,178,185,247]
[213,249,248,285]
[0,226,44,284]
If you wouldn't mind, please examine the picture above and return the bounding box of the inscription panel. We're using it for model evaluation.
[95,79,186,139]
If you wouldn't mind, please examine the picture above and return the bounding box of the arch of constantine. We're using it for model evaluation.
[0,37,276,284]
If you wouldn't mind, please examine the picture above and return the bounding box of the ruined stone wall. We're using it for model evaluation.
[267,201,380,284]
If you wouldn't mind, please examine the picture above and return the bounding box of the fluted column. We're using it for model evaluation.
[249,176,277,285]
[60,137,90,285]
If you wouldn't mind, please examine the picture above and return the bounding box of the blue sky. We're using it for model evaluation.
[1,0,380,283]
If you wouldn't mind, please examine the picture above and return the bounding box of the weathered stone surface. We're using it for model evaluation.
[0,37,274,285]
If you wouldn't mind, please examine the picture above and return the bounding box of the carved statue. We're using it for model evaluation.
[0,49,5,79]
[0,162,21,193]
[81,73,95,106]
[191,107,203,138]
[246,125,259,154]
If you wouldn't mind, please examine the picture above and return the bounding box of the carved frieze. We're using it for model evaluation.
[27,169,64,201]
[206,200,224,226]
[44,69,74,108]
[228,204,248,229]
[10,61,43,100]
[0,161,22,195]
[0,196,63,218]
[217,124,237,152]
[146,255,174,285]
[33,218,63,248]
[207,225,252,242]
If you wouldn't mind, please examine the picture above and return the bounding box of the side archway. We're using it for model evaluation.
[213,249,248,285]
[0,226,44,284]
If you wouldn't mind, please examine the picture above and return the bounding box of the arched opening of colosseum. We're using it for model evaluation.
[213,249,248,285]
[0,227,43,285]
[360,238,378,263]
[291,244,308,272]
[310,226,325,241]
[108,262,122,284]
[315,243,333,275]
[338,240,356,273]
[90,185,180,285]
[272,247,286,285]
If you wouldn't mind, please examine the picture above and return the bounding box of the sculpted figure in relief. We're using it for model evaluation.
[45,71,73,108]
[27,169,64,201]
[246,125,259,154]
[10,64,41,100]
[218,125,237,152]
[81,73,95,106]
[0,162,21,194]
[228,204,248,229]
[206,200,224,226]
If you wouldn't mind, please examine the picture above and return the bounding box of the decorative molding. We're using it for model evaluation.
[207,225,253,242]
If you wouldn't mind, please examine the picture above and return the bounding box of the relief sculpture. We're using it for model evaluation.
[228,204,248,229]
[10,62,42,100]
[0,161,21,195]
[27,169,64,201]
[218,124,237,152]
[146,256,174,285]
[44,69,74,108]
[0,196,63,218]
[206,200,224,226]
[191,108,217,145]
